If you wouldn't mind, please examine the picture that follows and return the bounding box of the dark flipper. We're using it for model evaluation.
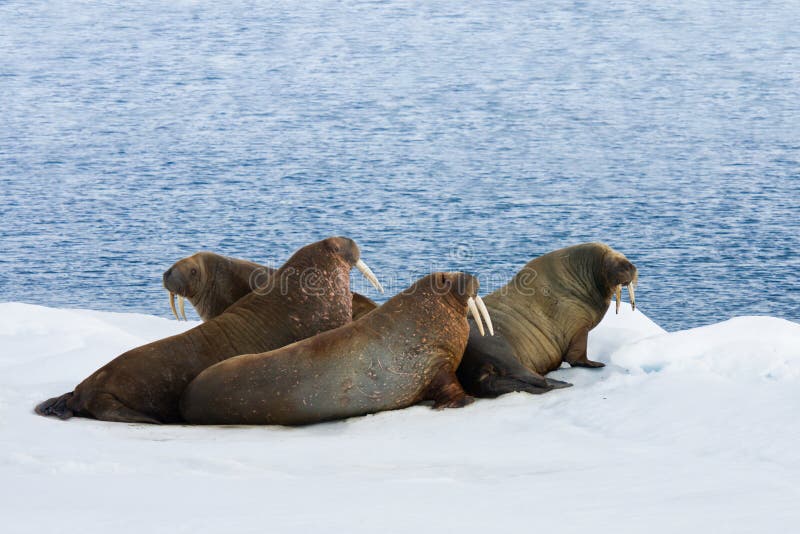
[427,364,474,409]
[457,322,573,398]
[35,392,75,419]
[544,377,573,389]
[36,391,162,424]
[564,327,605,368]
[479,374,573,396]
[85,393,163,424]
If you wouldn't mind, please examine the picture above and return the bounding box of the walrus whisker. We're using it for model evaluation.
[628,283,636,311]
[355,259,384,294]
[467,297,485,336]
[169,292,179,320]
[475,295,494,336]
[178,295,187,321]
[615,285,622,314]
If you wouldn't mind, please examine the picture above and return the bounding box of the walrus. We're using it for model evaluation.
[456,242,638,397]
[162,252,380,322]
[180,272,494,426]
[35,237,384,424]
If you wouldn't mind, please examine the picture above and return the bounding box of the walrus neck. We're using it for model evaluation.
[565,252,611,311]
[194,259,256,321]
[282,260,353,330]
[193,270,221,320]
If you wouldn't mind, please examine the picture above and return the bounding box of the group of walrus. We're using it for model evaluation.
[35,237,638,426]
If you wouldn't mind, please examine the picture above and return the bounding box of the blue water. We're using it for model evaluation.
[1,1,798,331]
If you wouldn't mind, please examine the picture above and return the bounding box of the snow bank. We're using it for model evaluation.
[1,302,798,533]
[610,315,800,381]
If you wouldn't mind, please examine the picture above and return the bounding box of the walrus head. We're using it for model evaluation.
[163,252,216,320]
[402,272,493,336]
[507,243,639,318]
[322,237,384,293]
[265,236,384,299]
[599,247,638,314]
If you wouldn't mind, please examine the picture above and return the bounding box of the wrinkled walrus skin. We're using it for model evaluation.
[181,272,482,426]
[457,243,637,398]
[35,237,368,424]
[163,252,378,321]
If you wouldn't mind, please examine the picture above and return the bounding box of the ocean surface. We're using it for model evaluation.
[1,0,798,331]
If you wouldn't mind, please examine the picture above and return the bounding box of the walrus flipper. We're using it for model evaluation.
[35,392,75,419]
[85,393,163,424]
[457,323,573,398]
[427,365,474,409]
[564,327,605,368]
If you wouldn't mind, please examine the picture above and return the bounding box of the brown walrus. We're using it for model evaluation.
[162,252,380,322]
[180,272,494,426]
[35,237,383,424]
[162,252,263,322]
[456,242,638,397]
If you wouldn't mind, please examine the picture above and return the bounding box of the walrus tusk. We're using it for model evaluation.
[355,259,384,294]
[628,283,636,311]
[169,292,179,320]
[615,285,622,315]
[475,295,494,336]
[178,295,187,321]
[467,297,486,336]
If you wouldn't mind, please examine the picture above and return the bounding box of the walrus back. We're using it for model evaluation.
[35,391,75,419]
[181,317,427,426]
[479,245,606,374]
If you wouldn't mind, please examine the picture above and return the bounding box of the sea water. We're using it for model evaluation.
[1,0,798,330]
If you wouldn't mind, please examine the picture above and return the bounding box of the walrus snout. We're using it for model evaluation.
[603,254,637,286]
[162,264,193,320]
[615,261,637,287]
[455,273,494,336]
[452,272,481,300]
[324,236,384,293]
[162,268,188,294]
[324,236,360,265]
[603,253,638,314]
[438,272,493,337]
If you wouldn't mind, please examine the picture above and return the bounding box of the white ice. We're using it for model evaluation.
[1,302,798,533]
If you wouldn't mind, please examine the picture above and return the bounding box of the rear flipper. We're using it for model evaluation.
[35,392,75,419]
[545,377,572,389]
[458,324,573,398]
[427,365,474,409]
[35,391,162,424]
[476,372,573,397]
[84,393,163,424]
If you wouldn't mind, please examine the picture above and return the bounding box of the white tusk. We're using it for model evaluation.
[178,295,187,321]
[615,285,622,315]
[169,292,179,320]
[475,295,494,336]
[467,297,485,336]
[355,259,384,294]
[628,283,636,311]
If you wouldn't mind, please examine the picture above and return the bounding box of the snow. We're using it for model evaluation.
[1,302,799,533]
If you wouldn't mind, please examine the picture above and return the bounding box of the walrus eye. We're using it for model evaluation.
[190,268,197,276]
[325,238,342,254]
